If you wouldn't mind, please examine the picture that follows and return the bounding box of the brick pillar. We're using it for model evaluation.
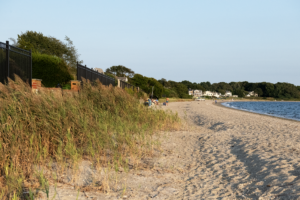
[32,79,42,93]
[71,80,81,91]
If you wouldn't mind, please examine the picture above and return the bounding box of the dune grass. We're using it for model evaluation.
[0,77,180,199]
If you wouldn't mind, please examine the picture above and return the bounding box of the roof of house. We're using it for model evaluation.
[93,68,104,73]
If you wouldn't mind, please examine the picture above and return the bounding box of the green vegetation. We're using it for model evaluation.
[130,74,164,98]
[32,52,73,87]
[11,31,82,74]
[105,65,135,78]
[0,77,180,199]
[180,80,300,100]
[8,31,300,100]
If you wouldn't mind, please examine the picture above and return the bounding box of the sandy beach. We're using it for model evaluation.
[41,100,300,199]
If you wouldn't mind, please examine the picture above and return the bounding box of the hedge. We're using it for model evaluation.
[32,53,73,87]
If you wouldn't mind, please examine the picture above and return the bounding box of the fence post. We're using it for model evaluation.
[6,41,9,81]
[30,49,32,87]
[85,65,87,82]
[76,61,78,81]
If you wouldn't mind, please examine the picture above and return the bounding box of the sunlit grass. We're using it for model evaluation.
[0,76,180,199]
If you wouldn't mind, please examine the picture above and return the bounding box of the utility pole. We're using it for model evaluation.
[151,86,154,98]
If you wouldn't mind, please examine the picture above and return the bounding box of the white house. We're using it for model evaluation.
[224,91,232,97]
[203,91,214,96]
[193,90,202,97]
[188,89,203,97]
[247,91,258,97]
[232,95,238,98]
[212,92,222,98]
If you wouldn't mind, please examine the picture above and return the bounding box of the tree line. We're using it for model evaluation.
[179,80,300,99]
[9,31,300,99]
[107,65,300,99]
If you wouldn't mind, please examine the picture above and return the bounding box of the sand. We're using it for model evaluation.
[38,100,300,199]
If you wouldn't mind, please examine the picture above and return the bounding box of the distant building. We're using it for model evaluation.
[247,91,258,97]
[203,91,214,96]
[188,89,202,97]
[117,77,128,82]
[92,68,104,74]
[212,92,221,98]
[232,95,238,98]
[224,91,232,97]
[193,90,202,97]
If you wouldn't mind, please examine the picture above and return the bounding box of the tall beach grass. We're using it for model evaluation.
[0,77,180,199]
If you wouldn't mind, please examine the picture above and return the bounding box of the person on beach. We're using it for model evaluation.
[215,100,217,104]
[166,97,169,106]
[148,98,152,106]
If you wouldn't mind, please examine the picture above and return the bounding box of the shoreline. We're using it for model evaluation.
[214,100,300,123]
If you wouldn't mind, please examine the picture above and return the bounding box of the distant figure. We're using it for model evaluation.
[166,97,169,106]
[215,100,217,104]
[148,98,152,106]
[56,83,62,88]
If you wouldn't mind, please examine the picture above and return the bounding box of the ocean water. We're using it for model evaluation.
[221,101,300,121]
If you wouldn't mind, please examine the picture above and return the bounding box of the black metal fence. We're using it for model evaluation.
[77,62,115,86]
[119,80,145,93]
[0,41,32,86]
[120,80,136,91]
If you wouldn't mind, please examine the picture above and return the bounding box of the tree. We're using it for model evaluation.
[130,74,149,90]
[163,88,178,98]
[173,83,189,98]
[14,31,82,74]
[148,78,164,97]
[254,88,263,97]
[233,89,245,98]
[130,74,165,97]
[158,78,167,87]
[105,65,135,78]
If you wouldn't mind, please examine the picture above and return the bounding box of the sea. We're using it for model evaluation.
[221,101,300,121]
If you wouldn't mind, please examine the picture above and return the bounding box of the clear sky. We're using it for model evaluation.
[1,0,300,85]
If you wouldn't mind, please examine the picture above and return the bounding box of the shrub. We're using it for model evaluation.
[32,52,73,87]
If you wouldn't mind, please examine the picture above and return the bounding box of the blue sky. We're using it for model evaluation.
[1,0,300,85]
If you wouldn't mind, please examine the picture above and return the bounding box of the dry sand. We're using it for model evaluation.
[39,101,300,199]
